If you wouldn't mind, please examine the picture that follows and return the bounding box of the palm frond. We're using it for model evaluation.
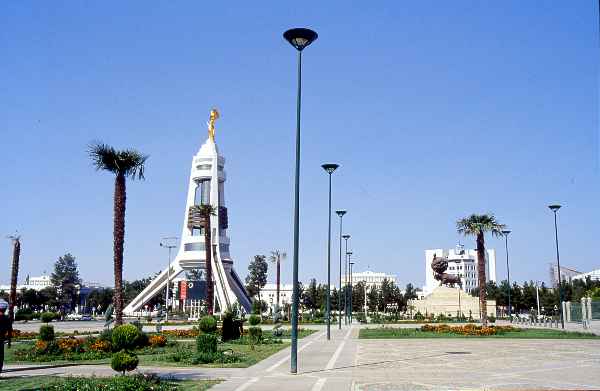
[456,213,506,237]
[88,141,148,180]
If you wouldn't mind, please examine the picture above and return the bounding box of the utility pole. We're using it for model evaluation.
[160,237,178,321]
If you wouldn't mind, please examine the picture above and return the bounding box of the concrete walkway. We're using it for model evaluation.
[3,323,600,390]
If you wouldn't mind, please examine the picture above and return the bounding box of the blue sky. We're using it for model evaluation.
[1,1,598,289]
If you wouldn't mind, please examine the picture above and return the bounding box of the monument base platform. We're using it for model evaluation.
[409,286,496,320]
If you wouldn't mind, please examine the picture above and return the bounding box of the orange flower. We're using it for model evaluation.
[149,335,167,347]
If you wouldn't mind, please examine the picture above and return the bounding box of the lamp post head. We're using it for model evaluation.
[321,163,339,174]
[501,230,511,236]
[346,251,353,256]
[548,204,561,212]
[283,28,318,51]
[342,235,350,240]
[336,210,347,217]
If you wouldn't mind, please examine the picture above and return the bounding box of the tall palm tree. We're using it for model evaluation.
[8,235,21,322]
[197,204,217,315]
[269,250,286,308]
[89,142,147,326]
[456,213,505,326]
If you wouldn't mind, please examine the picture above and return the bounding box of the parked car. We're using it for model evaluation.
[80,314,93,321]
[66,313,82,321]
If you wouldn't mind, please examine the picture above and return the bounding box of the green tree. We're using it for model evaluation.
[89,142,148,325]
[269,250,286,308]
[457,213,506,325]
[194,204,217,315]
[245,255,268,307]
[367,285,378,312]
[87,288,114,313]
[302,279,319,313]
[8,236,21,321]
[38,286,59,309]
[352,281,366,313]
[51,253,82,313]
[404,283,418,300]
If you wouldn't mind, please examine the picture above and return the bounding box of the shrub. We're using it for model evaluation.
[414,311,424,321]
[248,314,261,326]
[131,320,143,332]
[112,324,141,351]
[194,351,219,364]
[199,315,217,334]
[488,315,496,323]
[110,350,139,375]
[196,333,218,354]
[248,326,263,345]
[149,335,167,347]
[40,312,56,323]
[39,325,55,342]
[221,311,236,342]
[15,308,34,321]
[98,328,113,342]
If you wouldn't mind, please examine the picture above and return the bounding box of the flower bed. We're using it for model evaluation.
[161,329,199,338]
[420,324,519,336]
[10,329,38,340]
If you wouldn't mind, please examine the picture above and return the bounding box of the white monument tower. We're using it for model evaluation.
[124,109,252,315]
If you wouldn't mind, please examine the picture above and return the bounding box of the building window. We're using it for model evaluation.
[184,243,205,252]
[194,179,211,205]
[197,164,212,171]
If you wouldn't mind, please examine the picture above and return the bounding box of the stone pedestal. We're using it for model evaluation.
[409,286,496,320]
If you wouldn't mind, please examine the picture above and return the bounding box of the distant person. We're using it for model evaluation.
[0,299,12,374]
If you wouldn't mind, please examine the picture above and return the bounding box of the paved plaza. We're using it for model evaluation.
[3,324,600,390]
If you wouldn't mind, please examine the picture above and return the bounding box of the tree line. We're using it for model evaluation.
[470,277,600,314]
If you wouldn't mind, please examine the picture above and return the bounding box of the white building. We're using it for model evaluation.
[260,283,293,310]
[424,244,496,295]
[549,264,582,287]
[0,275,52,292]
[342,270,397,289]
[572,268,600,283]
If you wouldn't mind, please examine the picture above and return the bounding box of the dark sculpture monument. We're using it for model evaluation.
[431,254,463,288]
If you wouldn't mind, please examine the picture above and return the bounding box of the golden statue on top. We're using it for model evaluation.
[207,108,220,142]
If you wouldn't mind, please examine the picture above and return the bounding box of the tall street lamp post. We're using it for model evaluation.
[283,27,318,374]
[549,204,564,329]
[501,230,512,321]
[349,260,354,324]
[342,235,350,325]
[160,237,177,322]
[321,163,339,340]
[336,211,347,330]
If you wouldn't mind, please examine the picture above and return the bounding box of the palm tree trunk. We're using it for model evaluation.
[113,173,126,326]
[9,238,21,322]
[476,230,488,326]
[204,219,213,315]
[276,257,280,308]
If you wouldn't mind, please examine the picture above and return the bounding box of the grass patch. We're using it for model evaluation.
[359,327,600,339]
[0,375,220,391]
[138,340,290,367]
[262,327,316,339]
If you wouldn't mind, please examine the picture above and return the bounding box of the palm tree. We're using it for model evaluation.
[8,235,21,322]
[89,142,148,326]
[197,204,217,315]
[269,250,286,308]
[456,213,506,326]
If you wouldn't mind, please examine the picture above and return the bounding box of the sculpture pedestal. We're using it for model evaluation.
[409,286,496,320]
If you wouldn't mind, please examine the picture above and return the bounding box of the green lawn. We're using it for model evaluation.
[261,328,316,339]
[359,327,600,339]
[0,375,220,391]
[138,340,290,368]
